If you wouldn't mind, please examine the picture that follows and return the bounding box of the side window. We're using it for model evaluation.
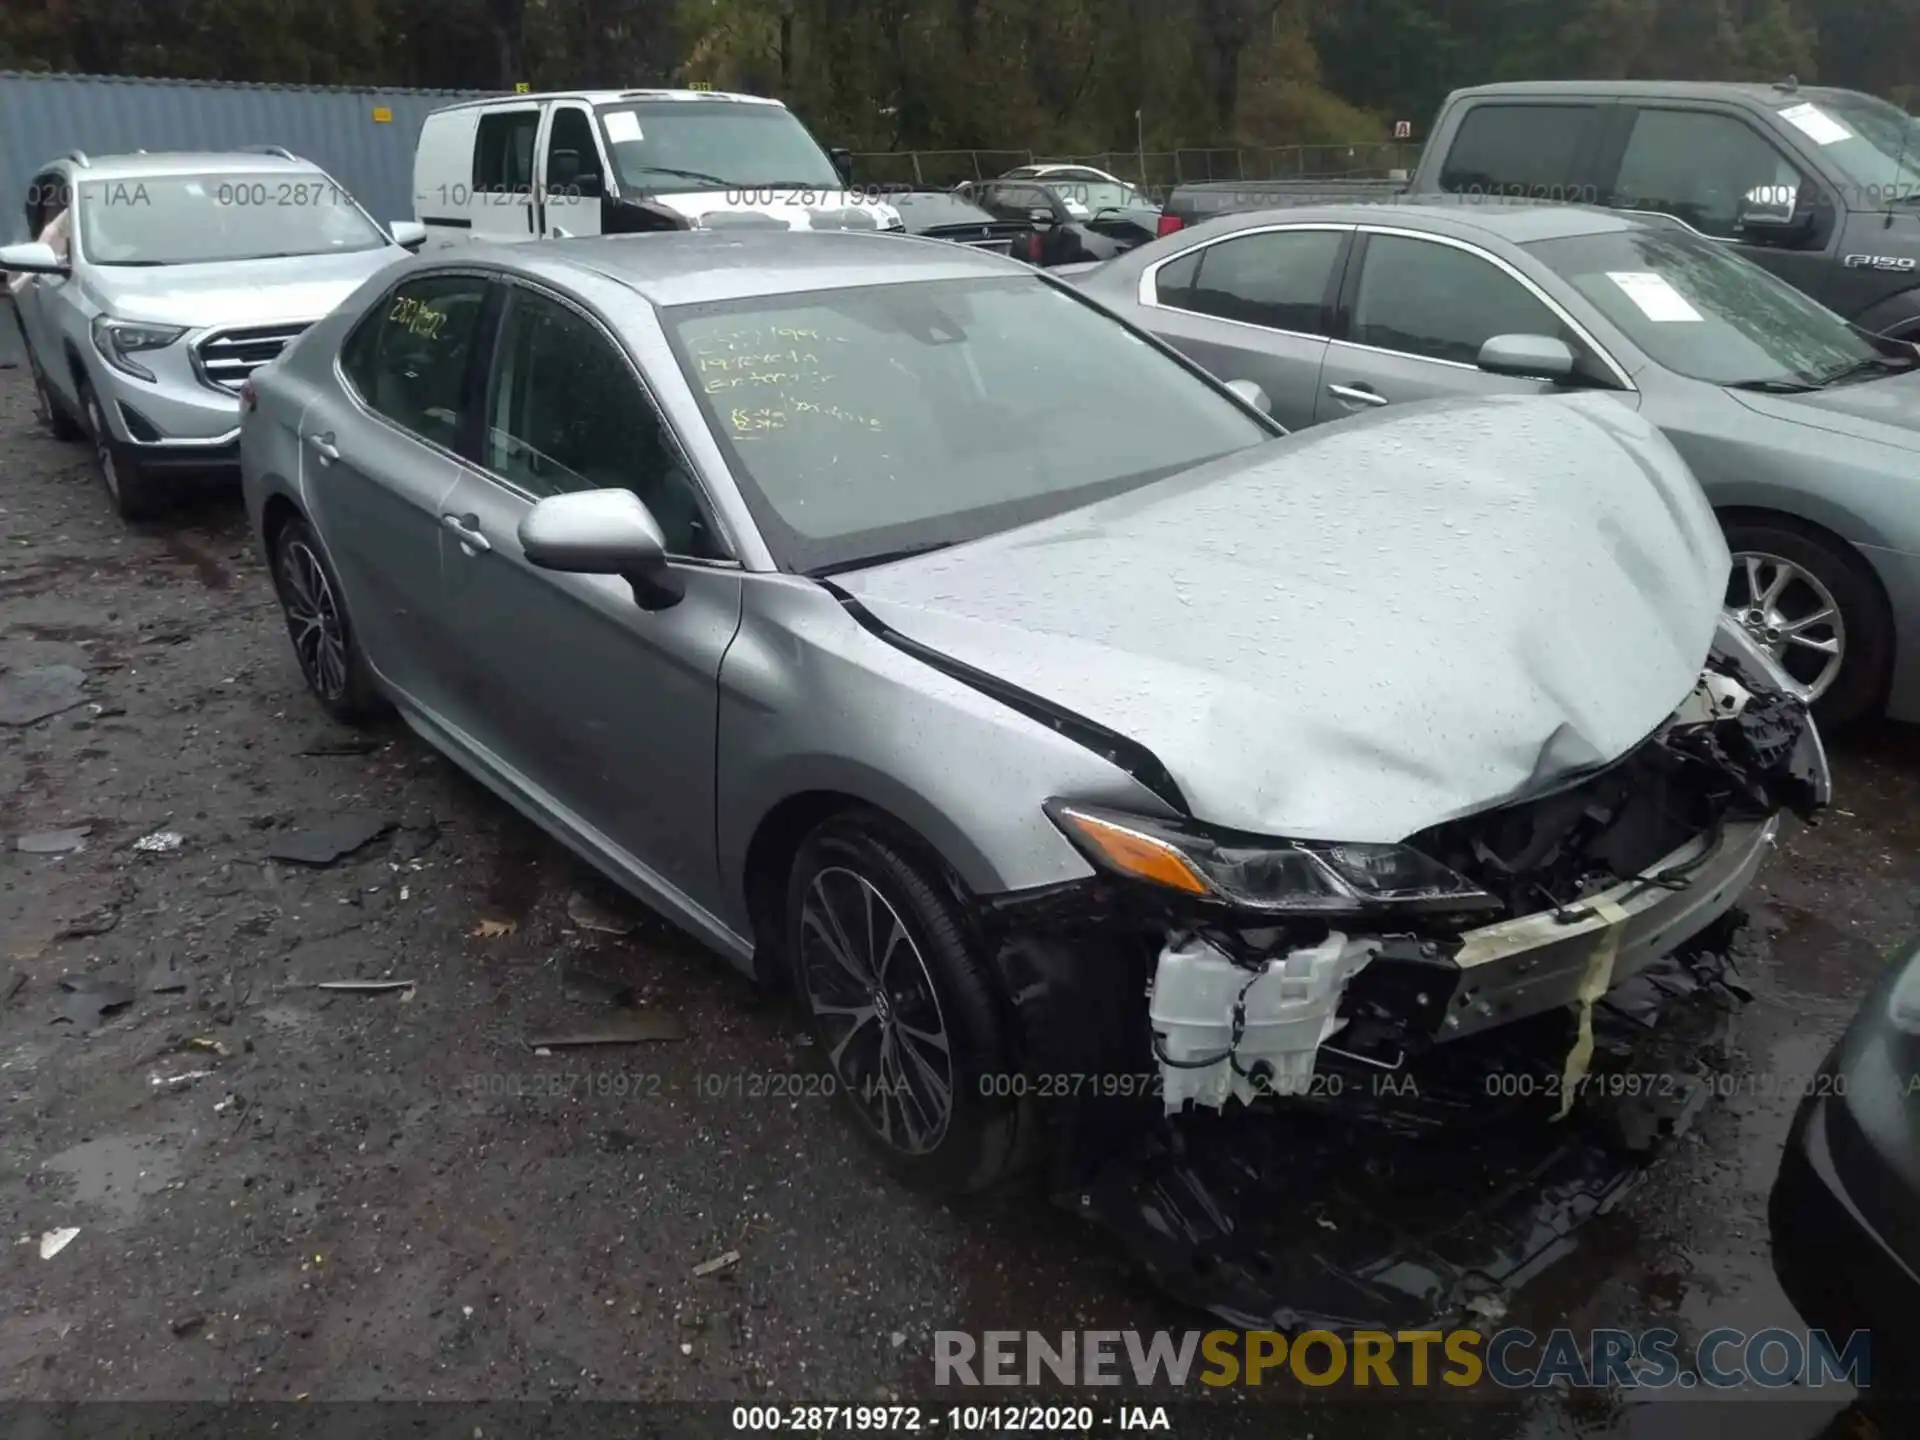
[1176,230,1344,335]
[474,109,541,193]
[986,184,1048,221]
[1152,250,1202,308]
[1438,104,1601,200]
[1610,109,1806,238]
[483,289,722,559]
[1351,234,1564,366]
[342,273,490,448]
[545,107,604,191]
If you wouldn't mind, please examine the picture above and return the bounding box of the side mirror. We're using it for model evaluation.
[518,489,684,610]
[549,149,583,185]
[572,171,603,198]
[1225,378,1271,414]
[0,240,68,277]
[1028,206,1055,225]
[389,220,428,251]
[1477,333,1575,382]
[1737,183,1814,239]
[829,147,854,187]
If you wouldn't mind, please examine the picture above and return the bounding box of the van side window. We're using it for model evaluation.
[1609,109,1806,238]
[342,274,491,449]
[1438,104,1601,201]
[474,110,541,194]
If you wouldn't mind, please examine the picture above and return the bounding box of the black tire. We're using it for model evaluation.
[76,374,167,521]
[1722,516,1892,730]
[785,812,1023,1196]
[269,514,387,724]
[29,354,83,441]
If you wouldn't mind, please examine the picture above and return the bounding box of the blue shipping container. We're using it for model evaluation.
[0,71,500,238]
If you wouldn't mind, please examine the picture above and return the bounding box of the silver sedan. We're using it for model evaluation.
[1068,200,1920,729]
[240,231,1826,1197]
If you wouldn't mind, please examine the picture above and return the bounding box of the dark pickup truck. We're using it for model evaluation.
[1161,79,1920,339]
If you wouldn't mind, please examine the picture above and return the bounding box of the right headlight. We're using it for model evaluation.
[91,315,186,382]
[1045,801,1496,916]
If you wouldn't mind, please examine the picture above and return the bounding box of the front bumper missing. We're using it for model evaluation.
[1060,942,1739,1333]
[1437,814,1776,1041]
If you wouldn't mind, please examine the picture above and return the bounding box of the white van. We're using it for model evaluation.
[411,88,902,249]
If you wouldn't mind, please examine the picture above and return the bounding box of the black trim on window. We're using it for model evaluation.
[823,582,1192,817]
[1330,229,1369,342]
[451,279,509,465]
[422,216,473,229]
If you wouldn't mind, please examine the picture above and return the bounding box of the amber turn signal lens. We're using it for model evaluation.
[1058,807,1210,895]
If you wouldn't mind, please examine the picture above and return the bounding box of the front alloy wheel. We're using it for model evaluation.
[799,865,955,1155]
[1725,551,1846,700]
[786,815,1023,1195]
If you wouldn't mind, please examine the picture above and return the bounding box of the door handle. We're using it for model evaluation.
[305,432,340,464]
[1327,383,1389,408]
[442,511,491,552]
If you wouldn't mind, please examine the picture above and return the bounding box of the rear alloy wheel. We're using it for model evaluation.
[78,376,166,521]
[787,815,1022,1195]
[1723,517,1891,729]
[271,516,386,723]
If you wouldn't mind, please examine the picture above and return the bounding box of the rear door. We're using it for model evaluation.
[1597,103,1842,305]
[1136,224,1353,429]
[538,102,611,239]
[470,103,546,243]
[303,269,499,720]
[436,280,742,912]
[1433,100,1612,203]
[1315,228,1611,422]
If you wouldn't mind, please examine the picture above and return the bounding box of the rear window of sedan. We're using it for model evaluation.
[661,275,1274,573]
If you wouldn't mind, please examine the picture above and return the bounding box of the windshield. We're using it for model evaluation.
[596,101,841,193]
[77,173,388,266]
[1783,94,1920,201]
[664,275,1274,573]
[1041,179,1149,213]
[1524,227,1909,388]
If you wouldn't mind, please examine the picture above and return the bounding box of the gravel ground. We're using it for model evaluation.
[0,366,1912,1437]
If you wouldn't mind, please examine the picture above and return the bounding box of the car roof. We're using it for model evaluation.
[429,88,784,114]
[1195,196,1654,246]
[51,150,326,181]
[1448,79,1884,112]
[496,230,1030,307]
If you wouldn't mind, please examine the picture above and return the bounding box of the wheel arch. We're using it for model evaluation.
[738,786,984,990]
[1714,503,1897,628]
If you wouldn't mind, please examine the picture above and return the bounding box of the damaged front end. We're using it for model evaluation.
[994,619,1829,1329]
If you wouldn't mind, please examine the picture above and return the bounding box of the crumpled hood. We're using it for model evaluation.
[1727,368,1920,449]
[837,394,1728,843]
[83,246,408,329]
[647,189,902,232]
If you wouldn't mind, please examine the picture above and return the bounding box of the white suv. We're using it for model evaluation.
[2,147,426,520]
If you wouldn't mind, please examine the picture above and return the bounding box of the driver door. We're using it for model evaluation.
[436,282,742,912]
[539,103,609,239]
[1316,231,1593,423]
[12,171,72,395]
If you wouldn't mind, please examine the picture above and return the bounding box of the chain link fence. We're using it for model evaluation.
[848,143,1423,194]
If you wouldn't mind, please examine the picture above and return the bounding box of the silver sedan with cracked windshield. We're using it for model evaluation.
[238,229,1830,1196]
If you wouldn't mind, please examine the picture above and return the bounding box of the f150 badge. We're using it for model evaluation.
[1844,253,1918,271]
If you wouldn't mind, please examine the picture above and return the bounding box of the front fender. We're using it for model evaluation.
[1851,284,1920,340]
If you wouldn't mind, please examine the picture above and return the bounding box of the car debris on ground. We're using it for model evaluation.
[266,814,394,866]
[0,663,87,726]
